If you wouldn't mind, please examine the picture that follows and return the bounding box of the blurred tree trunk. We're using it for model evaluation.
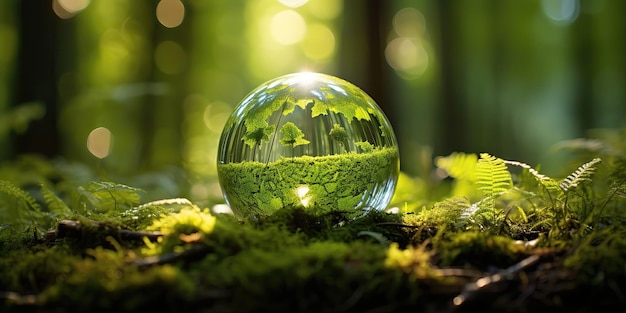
[338,0,394,124]
[13,1,60,157]
[140,18,188,170]
[572,6,593,134]
[434,0,466,154]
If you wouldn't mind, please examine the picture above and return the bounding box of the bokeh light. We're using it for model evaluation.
[385,7,431,80]
[393,7,426,38]
[156,0,185,28]
[302,23,335,60]
[385,37,429,79]
[203,101,231,134]
[270,10,306,45]
[278,0,309,8]
[307,0,342,20]
[87,127,112,159]
[53,0,90,19]
[542,0,580,25]
[154,40,186,74]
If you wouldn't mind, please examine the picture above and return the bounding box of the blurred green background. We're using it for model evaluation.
[1,0,625,201]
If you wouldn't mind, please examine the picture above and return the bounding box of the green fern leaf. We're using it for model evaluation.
[559,158,602,192]
[0,180,43,230]
[357,231,391,247]
[0,180,41,212]
[41,185,71,213]
[608,160,626,199]
[476,153,512,197]
[504,160,561,193]
[435,152,477,181]
[434,195,471,212]
[82,181,143,213]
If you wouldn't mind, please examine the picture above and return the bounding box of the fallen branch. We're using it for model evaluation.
[47,220,164,242]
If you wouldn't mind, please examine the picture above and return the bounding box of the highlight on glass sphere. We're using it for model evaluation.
[217,72,399,218]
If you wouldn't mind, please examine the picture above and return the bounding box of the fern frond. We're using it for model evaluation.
[0,180,43,231]
[81,181,144,213]
[559,158,602,192]
[357,231,391,247]
[505,160,561,193]
[41,185,71,213]
[552,138,612,154]
[0,180,41,212]
[476,153,512,197]
[434,195,472,211]
[435,152,477,181]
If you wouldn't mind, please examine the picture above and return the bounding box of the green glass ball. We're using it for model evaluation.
[217,72,399,218]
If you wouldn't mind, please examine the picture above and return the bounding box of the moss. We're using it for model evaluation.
[4,136,626,312]
[193,241,383,312]
[39,249,195,313]
[218,147,398,218]
[563,226,626,284]
[436,231,529,269]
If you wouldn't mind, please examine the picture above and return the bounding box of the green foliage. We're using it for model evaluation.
[435,152,479,198]
[559,158,601,193]
[328,123,348,142]
[242,123,274,149]
[0,102,45,136]
[77,181,143,214]
[0,180,44,232]
[328,123,349,154]
[278,122,310,148]
[475,153,512,198]
[0,180,41,212]
[2,127,626,312]
[41,185,71,214]
[355,141,374,153]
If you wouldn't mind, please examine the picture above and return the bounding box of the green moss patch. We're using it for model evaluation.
[218,147,398,218]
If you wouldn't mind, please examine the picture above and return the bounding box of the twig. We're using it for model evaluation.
[0,291,38,306]
[451,254,541,309]
[376,222,421,228]
[50,220,163,242]
[133,244,211,269]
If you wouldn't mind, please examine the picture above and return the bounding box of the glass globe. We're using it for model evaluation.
[217,72,399,218]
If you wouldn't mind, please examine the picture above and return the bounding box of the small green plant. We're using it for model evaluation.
[243,123,274,161]
[279,122,310,157]
[355,141,374,153]
[328,123,348,153]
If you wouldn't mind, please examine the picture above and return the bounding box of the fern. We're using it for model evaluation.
[559,158,602,193]
[505,160,562,205]
[435,152,479,198]
[476,153,512,198]
[357,231,391,247]
[0,180,41,212]
[0,180,43,231]
[435,152,477,181]
[608,160,626,200]
[78,181,144,213]
[588,159,626,224]
[552,138,612,154]
[426,196,470,227]
[41,185,71,213]
[504,160,550,183]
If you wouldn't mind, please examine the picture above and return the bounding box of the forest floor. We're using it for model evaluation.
[1,139,626,312]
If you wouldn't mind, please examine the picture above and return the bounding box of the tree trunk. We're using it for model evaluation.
[13,1,60,157]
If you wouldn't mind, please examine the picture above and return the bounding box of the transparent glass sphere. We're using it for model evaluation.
[217,72,399,218]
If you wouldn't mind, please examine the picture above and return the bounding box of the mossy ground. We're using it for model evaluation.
[2,136,626,312]
[1,204,625,313]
